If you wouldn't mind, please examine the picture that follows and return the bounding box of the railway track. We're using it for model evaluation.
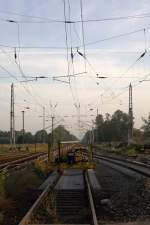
[0,152,47,172]
[93,152,150,178]
[18,169,99,225]
[0,143,80,173]
[0,153,33,163]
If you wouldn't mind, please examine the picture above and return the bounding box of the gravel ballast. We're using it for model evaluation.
[95,162,150,223]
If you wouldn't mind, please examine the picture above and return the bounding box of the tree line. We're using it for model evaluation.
[0,125,77,144]
[82,110,150,144]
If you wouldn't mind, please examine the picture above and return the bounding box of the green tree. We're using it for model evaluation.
[35,130,48,143]
[84,110,130,144]
[141,114,150,139]
[110,110,129,141]
[133,128,143,143]
[49,125,77,145]
[95,114,104,142]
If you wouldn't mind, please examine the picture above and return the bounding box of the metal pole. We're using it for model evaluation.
[92,126,94,144]
[97,108,98,116]
[128,83,133,145]
[22,110,25,145]
[58,140,61,163]
[10,83,15,149]
[48,116,54,162]
[51,116,54,148]
[43,106,45,143]
[10,84,13,148]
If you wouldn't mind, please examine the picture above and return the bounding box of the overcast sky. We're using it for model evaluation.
[0,0,150,138]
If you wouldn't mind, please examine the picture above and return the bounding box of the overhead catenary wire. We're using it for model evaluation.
[0,47,47,109]
[14,21,30,81]
[13,21,49,108]
[71,18,147,102]
[97,30,149,102]
[144,28,147,51]
[1,25,150,50]
[68,0,74,83]
[1,10,150,23]
[68,0,80,105]
[0,2,150,128]
[0,63,18,81]
[63,0,70,79]
[101,70,150,106]
[80,0,86,72]
[60,0,80,109]
[107,44,148,88]
[0,10,63,23]
[0,61,48,118]
[0,45,54,112]
[82,26,150,47]
[73,22,82,44]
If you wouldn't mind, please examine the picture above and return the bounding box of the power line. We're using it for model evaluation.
[101,71,150,106]
[1,10,150,23]
[12,21,49,108]
[80,0,86,71]
[0,9,63,23]
[144,28,147,51]
[63,0,70,78]
[0,63,18,81]
[105,47,148,92]
[97,34,148,101]
[14,22,29,80]
[81,26,150,47]
[73,23,82,44]
[68,0,74,83]
[0,55,45,109]
[75,12,150,23]
[1,24,150,50]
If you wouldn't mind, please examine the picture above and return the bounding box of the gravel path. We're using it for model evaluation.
[95,162,150,223]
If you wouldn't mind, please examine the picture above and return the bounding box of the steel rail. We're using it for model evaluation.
[93,149,150,169]
[94,153,150,177]
[0,152,47,172]
[18,171,60,225]
[18,170,99,225]
[85,172,98,225]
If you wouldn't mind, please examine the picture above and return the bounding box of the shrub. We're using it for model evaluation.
[5,169,43,199]
[126,148,137,157]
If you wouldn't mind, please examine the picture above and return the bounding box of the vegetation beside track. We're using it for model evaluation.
[0,143,48,155]
[93,143,150,165]
[0,161,48,225]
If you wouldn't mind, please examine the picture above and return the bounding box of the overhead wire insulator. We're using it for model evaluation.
[136,49,147,61]
[65,20,75,24]
[144,28,147,52]
[7,19,17,23]
[77,47,85,58]
[135,28,147,62]
[14,48,17,61]
[71,47,74,63]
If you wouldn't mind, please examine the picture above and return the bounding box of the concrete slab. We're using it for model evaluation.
[55,169,84,190]
[87,169,101,191]
[63,168,83,176]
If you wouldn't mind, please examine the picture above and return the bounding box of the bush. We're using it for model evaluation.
[126,148,137,157]
[5,169,43,199]
[0,171,7,198]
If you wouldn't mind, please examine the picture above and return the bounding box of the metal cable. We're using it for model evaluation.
[80,0,86,71]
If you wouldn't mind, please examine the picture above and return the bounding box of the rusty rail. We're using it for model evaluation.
[18,171,60,225]
[85,172,98,225]
[0,152,47,172]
